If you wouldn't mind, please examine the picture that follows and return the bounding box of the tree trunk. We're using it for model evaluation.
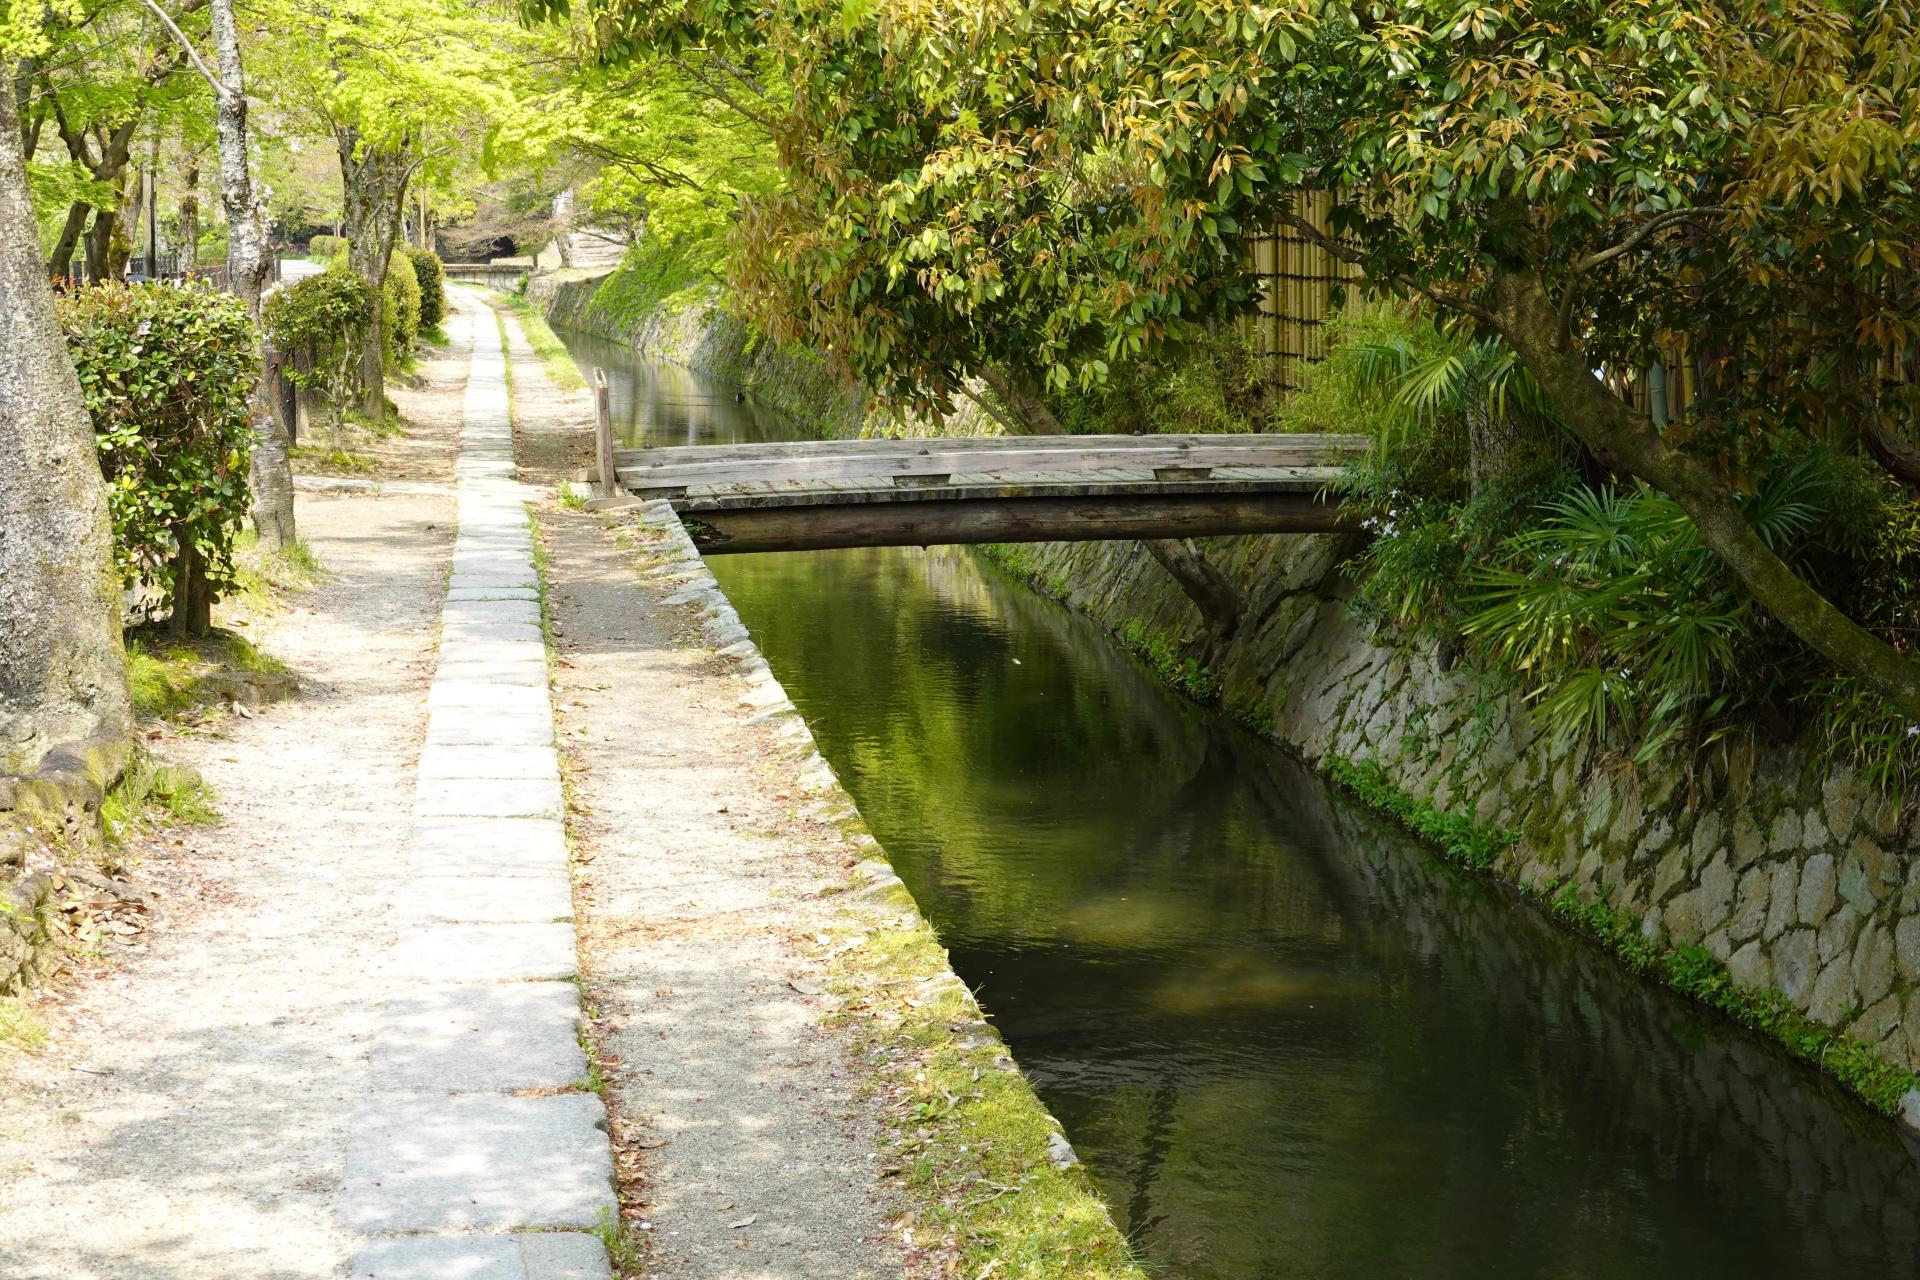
[0,71,129,772]
[337,126,410,421]
[1140,537,1245,649]
[82,199,117,282]
[1490,268,1920,720]
[979,365,1067,435]
[47,200,88,279]
[205,0,293,549]
[169,527,211,636]
[178,158,199,272]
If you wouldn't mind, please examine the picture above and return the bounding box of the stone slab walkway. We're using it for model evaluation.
[344,293,615,1278]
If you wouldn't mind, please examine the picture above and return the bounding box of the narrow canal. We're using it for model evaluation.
[559,328,1920,1279]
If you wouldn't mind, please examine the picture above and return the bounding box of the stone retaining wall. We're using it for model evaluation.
[1,732,128,992]
[528,271,868,437]
[1005,532,1920,1082]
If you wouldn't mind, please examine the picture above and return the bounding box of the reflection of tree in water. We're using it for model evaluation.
[693,494,1920,1279]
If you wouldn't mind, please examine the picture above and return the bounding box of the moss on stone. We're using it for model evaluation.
[1327,751,1920,1120]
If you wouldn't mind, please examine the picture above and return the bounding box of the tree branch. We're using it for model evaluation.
[135,0,224,104]
[1556,206,1728,348]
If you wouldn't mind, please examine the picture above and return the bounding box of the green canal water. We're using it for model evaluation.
[561,328,1920,1280]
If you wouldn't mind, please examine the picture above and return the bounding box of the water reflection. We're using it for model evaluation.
[555,325,1920,1280]
[562,328,795,449]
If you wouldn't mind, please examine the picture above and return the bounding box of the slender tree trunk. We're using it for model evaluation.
[977,365,1246,643]
[47,200,88,278]
[204,0,293,548]
[1490,268,1920,719]
[337,127,410,421]
[83,198,118,282]
[0,71,130,772]
[178,158,199,272]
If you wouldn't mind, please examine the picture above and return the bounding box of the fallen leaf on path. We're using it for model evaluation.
[729,1214,758,1229]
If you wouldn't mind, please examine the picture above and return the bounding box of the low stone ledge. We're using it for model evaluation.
[2,730,134,994]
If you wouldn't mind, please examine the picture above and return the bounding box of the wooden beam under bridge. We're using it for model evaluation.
[685,491,1357,554]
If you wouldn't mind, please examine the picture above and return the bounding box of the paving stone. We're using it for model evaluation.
[446,586,540,603]
[440,619,545,648]
[411,817,569,877]
[444,599,542,628]
[428,681,552,717]
[415,775,562,819]
[517,1234,613,1279]
[402,874,574,924]
[390,923,578,982]
[453,557,538,584]
[350,1234,611,1280]
[417,744,561,781]
[449,573,540,595]
[436,637,546,668]
[426,705,554,748]
[457,507,527,524]
[370,982,583,1091]
[432,658,550,688]
[342,1095,613,1232]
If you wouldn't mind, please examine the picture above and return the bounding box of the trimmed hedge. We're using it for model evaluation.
[308,233,347,260]
[382,248,420,362]
[406,247,446,331]
[264,269,369,431]
[59,282,258,631]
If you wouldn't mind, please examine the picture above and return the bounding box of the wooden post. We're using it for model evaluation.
[592,367,616,497]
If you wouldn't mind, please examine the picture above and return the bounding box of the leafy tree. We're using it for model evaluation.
[530,0,1920,717]
[25,0,208,280]
[253,0,539,415]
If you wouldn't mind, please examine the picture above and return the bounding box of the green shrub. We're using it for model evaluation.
[406,247,446,331]
[382,248,421,364]
[59,282,258,630]
[308,233,347,260]
[265,270,369,433]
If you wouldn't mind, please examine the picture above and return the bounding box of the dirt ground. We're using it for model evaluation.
[290,312,470,484]
[498,308,596,485]
[0,490,452,1279]
[540,508,904,1280]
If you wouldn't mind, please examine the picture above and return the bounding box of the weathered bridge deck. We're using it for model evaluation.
[583,430,1367,553]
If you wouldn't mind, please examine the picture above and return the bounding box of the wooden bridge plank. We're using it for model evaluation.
[672,468,1348,512]
[614,431,1369,465]
[612,434,1368,492]
[689,491,1356,554]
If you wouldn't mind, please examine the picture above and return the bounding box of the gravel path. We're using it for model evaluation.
[0,486,452,1278]
[541,510,903,1280]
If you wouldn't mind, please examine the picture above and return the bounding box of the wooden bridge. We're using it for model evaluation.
[581,384,1365,554]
